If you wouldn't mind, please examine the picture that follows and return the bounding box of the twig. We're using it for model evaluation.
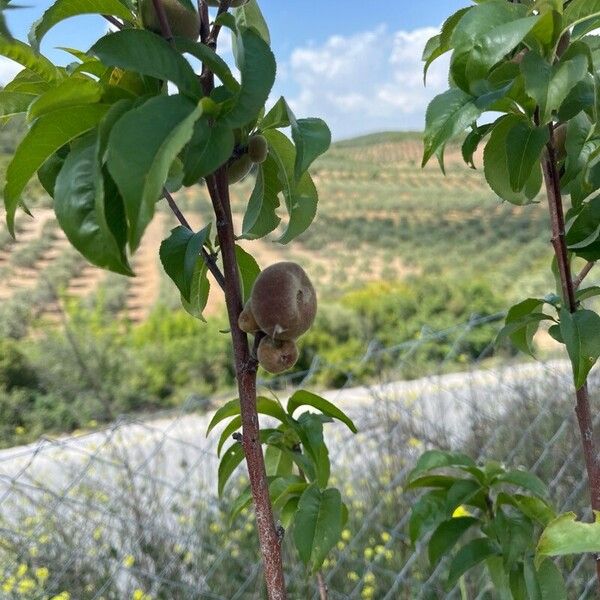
[102,15,124,30]
[541,121,600,587]
[162,189,226,291]
[207,0,232,48]
[574,261,596,290]
[316,572,329,600]
[199,0,210,44]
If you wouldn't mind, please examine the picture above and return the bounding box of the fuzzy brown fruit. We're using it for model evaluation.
[250,262,317,340]
[141,0,200,41]
[238,302,261,334]
[227,154,253,184]
[554,123,567,161]
[248,134,268,164]
[206,0,249,6]
[257,337,299,374]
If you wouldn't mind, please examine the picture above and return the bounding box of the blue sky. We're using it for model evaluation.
[2,1,468,139]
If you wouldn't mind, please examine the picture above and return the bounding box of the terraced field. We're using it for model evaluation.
[0,132,553,332]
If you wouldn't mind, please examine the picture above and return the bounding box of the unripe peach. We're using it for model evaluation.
[248,134,268,164]
[257,337,299,374]
[227,154,253,184]
[250,262,317,340]
[140,0,200,41]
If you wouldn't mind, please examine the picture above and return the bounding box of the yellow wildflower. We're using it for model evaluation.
[361,586,375,599]
[35,567,49,583]
[347,571,359,582]
[341,529,352,542]
[16,564,28,578]
[363,547,374,560]
[17,578,36,594]
[2,576,15,593]
[123,555,135,569]
[380,532,391,543]
[364,572,375,585]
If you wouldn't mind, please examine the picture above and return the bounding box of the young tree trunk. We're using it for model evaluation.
[541,123,600,586]
[206,170,288,599]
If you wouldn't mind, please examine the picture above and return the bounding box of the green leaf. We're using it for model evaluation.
[174,36,240,93]
[106,94,202,251]
[498,298,547,356]
[261,129,319,244]
[0,90,36,119]
[291,117,331,180]
[228,480,253,524]
[217,415,241,458]
[492,469,548,498]
[287,390,357,433]
[564,0,600,31]
[0,37,62,82]
[559,307,600,389]
[30,0,133,49]
[409,490,447,544]
[537,512,600,565]
[207,396,288,436]
[462,122,494,169]
[428,517,479,565]
[260,96,290,130]
[235,244,260,304]
[577,286,600,302]
[281,496,300,528]
[4,103,109,235]
[264,445,293,477]
[90,29,200,99]
[296,412,331,488]
[407,450,476,485]
[225,28,276,129]
[422,88,483,167]
[537,558,568,600]
[466,16,538,85]
[521,51,589,123]
[497,493,556,526]
[506,120,550,192]
[407,475,458,491]
[37,149,67,197]
[566,196,600,260]
[27,77,102,122]
[181,259,210,321]
[54,134,132,276]
[293,484,343,572]
[182,119,234,185]
[240,154,281,239]
[217,428,277,496]
[234,0,270,45]
[447,538,500,588]
[484,115,542,205]
[218,442,245,497]
[160,225,210,302]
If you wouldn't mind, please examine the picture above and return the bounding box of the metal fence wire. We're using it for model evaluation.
[0,313,598,599]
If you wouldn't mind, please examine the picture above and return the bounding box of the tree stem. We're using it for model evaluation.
[542,122,600,585]
[206,170,288,599]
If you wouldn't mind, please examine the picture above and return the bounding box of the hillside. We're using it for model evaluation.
[0,131,551,330]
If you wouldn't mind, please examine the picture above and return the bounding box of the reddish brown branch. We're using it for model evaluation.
[542,122,600,585]
[574,261,596,290]
[207,170,287,599]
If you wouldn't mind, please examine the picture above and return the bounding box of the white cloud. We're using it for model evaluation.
[283,26,449,140]
[0,57,21,86]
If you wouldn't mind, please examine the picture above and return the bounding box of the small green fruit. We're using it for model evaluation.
[227,154,253,184]
[140,0,200,41]
[248,134,268,164]
[257,337,299,374]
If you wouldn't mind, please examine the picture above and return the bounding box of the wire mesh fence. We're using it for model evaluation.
[0,313,597,599]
